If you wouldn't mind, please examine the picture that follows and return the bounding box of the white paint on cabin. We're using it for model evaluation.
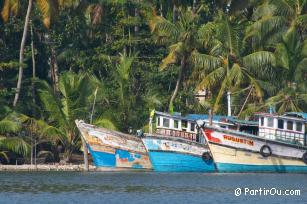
[156,115,197,133]
[258,114,306,145]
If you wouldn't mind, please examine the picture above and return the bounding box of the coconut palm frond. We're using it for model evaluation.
[1,0,19,22]
[216,14,241,55]
[197,22,216,46]
[116,52,137,80]
[0,136,30,156]
[0,151,9,162]
[160,42,182,69]
[38,85,66,127]
[149,14,179,43]
[36,0,58,28]
[245,16,286,45]
[243,51,276,77]
[94,118,118,131]
[294,58,307,82]
[297,14,307,30]
[274,43,289,69]
[191,51,223,72]
[0,119,21,134]
[196,67,226,91]
[270,0,295,17]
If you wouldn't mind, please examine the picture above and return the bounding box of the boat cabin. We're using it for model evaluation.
[257,112,307,145]
[153,111,231,142]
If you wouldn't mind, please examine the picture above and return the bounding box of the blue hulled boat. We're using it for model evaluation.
[142,111,232,172]
[142,135,215,172]
[75,120,152,170]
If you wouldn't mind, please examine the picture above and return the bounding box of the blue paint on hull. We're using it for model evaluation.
[88,145,116,167]
[87,145,147,169]
[148,151,216,172]
[216,162,307,173]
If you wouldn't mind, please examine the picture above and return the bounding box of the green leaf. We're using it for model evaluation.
[274,43,289,69]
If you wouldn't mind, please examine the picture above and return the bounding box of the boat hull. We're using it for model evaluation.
[76,120,152,169]
[201,126,307,173]
[142,136,216,172]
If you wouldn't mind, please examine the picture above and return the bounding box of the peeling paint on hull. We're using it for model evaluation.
[142,136,216,172]
[76,120,152,170]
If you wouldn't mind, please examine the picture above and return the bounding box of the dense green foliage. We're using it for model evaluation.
[0,0,306,163]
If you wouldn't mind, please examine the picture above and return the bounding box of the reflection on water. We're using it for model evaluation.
[0,172,307,204]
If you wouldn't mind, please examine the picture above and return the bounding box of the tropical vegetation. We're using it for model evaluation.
[0,0,306,164]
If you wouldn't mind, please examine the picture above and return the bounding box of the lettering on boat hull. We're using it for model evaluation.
[200,125,307,173]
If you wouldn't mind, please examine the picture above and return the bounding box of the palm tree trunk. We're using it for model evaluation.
[134,1,139,33]
[172,4,177,23]
[50,47,59,91]
[193,0,197,13]
[169,56,185,111]
[13,0,33,107]
[160,0,163,17]
[30,20,36,110]
[31,21,35,79]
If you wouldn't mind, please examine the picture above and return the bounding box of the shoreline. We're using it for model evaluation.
[0,164,152,172]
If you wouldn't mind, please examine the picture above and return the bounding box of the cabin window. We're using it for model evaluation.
[278,119,284,129]
[174,120,179,129]
[182,120,187,129]
[296,122,302,132]
[157,117,160,127]
[287,121,293,130]
[267,117,274,127]
[190,123,195,132]
[260,117,264,126]
[163,118,170,128]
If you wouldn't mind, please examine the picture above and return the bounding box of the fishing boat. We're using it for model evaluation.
[142,111,230,172]
[75,120,152,170]
[197,112,307,173]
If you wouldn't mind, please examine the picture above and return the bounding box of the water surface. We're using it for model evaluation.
[0,172,306,204]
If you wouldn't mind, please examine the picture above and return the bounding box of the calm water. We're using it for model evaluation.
[0,172,307,204]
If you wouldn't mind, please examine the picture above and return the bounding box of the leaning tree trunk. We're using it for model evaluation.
[134,1,139,33]
[193,0,197,14]
[172,4,177,23]
[168,56,185,111]
[13,0,33,107]
[30,20,36,110]
[50,46,59,92]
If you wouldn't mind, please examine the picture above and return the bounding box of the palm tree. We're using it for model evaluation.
[149,8,205,111]
[265,26,307,113]
[0,115,30,163]
[37,71,97,162]
[274,28,307,86]
[1,0,85,106]
[194,12,276,113]
[0,0,58,106]
[246,0,307,50]
[266,86,307,113]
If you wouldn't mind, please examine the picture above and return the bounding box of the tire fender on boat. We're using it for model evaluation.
[202,152,212,161]
[260,145,272,157]
[302,152,307,164]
